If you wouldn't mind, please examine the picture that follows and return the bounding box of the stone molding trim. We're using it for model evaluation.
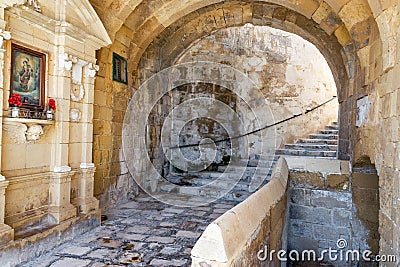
[0,0,24,9]
[80,163,95,169]
[53,166,72,173]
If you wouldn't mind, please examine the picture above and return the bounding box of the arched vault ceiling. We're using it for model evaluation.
[89,0,381,101]
[138,2,350,98]
[89,0,377,46]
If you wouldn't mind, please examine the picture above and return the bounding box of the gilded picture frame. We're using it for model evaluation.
[10,43,46,110]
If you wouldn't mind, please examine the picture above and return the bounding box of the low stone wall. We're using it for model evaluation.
[191,157,381,267]
[191,157,289,266]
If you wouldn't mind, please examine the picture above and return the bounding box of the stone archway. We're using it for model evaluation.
[91,0,400,260]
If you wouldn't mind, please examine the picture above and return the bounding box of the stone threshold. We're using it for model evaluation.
[0,210,100,267]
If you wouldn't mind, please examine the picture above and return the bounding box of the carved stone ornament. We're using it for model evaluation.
[25,124,44,141]
[2,118,53,143]
[70,108,81,122]
[85,63,99,78]
[71,59,87,102]
[58,53,77,71]
[25,0,41,12]
[0,30,11,49]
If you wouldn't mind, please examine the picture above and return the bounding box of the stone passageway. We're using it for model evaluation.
[22,194,237,267]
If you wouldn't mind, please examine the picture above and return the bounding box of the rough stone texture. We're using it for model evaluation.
[0,1,107,261]
[288,168,379,267]
[191,157,289,267]
[20,194,237,267]
[176,25,338,149]
[1,0,400,264]
[93,39,139,211]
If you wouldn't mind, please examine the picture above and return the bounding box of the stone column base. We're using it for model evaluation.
[72,196,99,214]
[49,167,77,223]
[0,224,13,246]
[48,204,77,223]
[72,163,99,214]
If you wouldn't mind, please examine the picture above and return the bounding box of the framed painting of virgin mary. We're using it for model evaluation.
[10,43,46,110]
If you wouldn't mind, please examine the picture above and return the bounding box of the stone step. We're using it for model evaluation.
[297,138,338,145]
[326,125,339,130]
[308,134,338,140]
[171,169,271,184]
[236,156,280,167]
[183,177,267,191]
[319,129,338,135]
[159,183,258,202]
[275,149,337,157]
[284,143,338,151]
[217,165,274,174]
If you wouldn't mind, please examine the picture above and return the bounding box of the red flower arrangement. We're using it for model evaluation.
[47,98,56,111]
[8,94,22,107]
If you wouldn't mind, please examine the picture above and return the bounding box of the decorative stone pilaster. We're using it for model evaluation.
[0,176,14,246]
[72,163,99,214]
[48,166,77,223]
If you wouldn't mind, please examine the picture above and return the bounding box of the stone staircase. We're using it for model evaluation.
[275,121,338,158]
[160,122,338,202]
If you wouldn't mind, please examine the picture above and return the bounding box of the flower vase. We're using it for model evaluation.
[46,110,53,120]
[11,107,19,118]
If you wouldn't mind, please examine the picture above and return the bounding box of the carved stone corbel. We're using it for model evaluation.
[0,29,11,50]
[58,53,75,71]
[2,118,53,143]
[85,63,99,79]
[71,59,87,102]
[25,0,41,13]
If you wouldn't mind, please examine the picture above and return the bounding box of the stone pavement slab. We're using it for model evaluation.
[21,193,237,267]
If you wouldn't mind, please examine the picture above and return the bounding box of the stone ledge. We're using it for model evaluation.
[0,210,100,267]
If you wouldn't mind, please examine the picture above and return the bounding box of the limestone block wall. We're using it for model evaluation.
[93,25,139,210]
[133,24,339,183]
[89,0,399,261]
[345,0,400,260]
[169,83,236,170]
[0,0,110,253]
[286,157,380,266]
[165,25,338,149]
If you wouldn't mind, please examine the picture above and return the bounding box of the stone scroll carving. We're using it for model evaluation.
[25,0,41,12]
[71,59,86,102]
[58,53,99,102]
[0,30,11,49]
[3,119,52,143]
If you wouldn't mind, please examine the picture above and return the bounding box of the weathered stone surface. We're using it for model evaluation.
[290,171,325,188]
[326,173,350,189]
[21,194,237,266]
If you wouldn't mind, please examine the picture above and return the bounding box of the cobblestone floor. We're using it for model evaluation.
[22,194,238,267]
